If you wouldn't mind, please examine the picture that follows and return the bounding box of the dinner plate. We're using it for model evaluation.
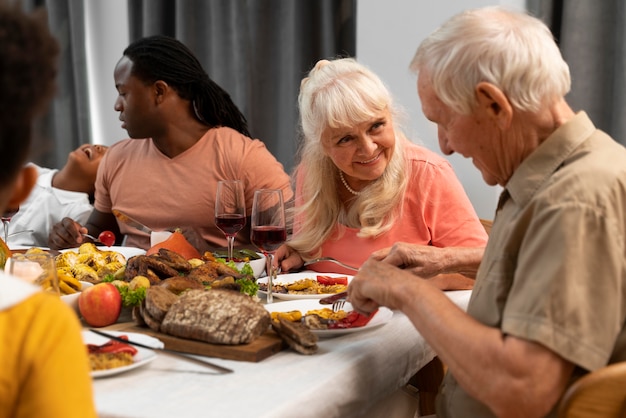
[264,299,393,337]
[82,330,162,378]
[61,246,146,259]
[257,271,352,301]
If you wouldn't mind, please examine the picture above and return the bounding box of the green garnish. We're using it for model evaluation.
[115,285,147,307]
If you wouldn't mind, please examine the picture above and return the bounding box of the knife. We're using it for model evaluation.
[319,291,348,305]
[88,328,234,374]
[112,209,153,234]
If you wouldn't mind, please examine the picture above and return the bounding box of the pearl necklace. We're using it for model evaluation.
[339,171,362,196]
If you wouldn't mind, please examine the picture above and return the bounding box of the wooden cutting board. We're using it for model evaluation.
[105,321,285,363]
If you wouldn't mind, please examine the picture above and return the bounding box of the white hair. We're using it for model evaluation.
[410,6,571,114]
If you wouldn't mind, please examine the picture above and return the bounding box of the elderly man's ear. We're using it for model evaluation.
[6,165,37,210]
[476,82,513,130]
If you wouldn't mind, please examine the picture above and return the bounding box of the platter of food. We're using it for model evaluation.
[264,299,392,337]
[257,272,352,301]
[82,330,162,378]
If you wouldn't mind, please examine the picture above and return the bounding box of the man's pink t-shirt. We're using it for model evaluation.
[95,127,293,250]
[295,143,488,274]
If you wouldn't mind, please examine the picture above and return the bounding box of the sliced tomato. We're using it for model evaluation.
[316,275,348,286]
[87,335,138,355]
[328,309,378,329]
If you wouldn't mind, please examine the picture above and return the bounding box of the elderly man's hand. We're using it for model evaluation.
[347,257,417,314]
[371,243,484,280]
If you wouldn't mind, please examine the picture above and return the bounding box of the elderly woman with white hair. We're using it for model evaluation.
[275,57,487,290]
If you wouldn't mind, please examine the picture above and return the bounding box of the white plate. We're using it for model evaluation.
[258,271,352,301]
[82,330,162,378]
[61,246,146,259]
[264,299,393,337]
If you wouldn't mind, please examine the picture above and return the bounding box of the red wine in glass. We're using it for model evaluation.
[251,189,286,303]
[215,180,246,261]
[216,214,246,236]
[251,226,287,253]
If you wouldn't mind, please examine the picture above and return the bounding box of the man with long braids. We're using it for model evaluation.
[49,35,293,251]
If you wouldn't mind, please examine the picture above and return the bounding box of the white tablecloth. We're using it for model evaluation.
[92,290,471,418]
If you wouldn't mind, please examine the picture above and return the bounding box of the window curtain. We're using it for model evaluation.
[527,0,626,145]
[128,0,356,173]
[21,0,91,169]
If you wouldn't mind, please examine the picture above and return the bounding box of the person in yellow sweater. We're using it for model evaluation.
[0,1,96,417]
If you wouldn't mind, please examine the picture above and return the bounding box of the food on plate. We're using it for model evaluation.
[157,276,204,295]
[275,307,378,331]
[145,230,201,260]
[135,288,271,345]
[87,335,138,371]
[271,316,318,355]
[78,283,123,327]
[213,248,261,262]
[270,310,303,323]
[55,243,126,284]
[57,270,83,295]
[121,248,258,298]
[259,275,348,295]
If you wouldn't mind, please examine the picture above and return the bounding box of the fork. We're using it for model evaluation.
[303,257,358,272]
[332,298,346,313]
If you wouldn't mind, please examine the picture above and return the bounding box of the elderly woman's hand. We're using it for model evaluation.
[275,244,304,273]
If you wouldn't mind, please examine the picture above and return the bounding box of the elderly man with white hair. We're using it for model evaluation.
[348,6,626,418]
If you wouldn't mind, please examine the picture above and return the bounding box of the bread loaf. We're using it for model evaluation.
[160,289,270,344]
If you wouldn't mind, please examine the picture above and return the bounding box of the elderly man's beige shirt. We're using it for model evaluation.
[437,112,626,417]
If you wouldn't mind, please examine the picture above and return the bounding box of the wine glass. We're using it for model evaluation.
[250,189,286,303]
[1,207,19,243]
[215,180,246,261]
[7,252,59,295]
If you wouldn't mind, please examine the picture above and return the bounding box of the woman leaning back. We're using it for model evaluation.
[275,58,487,290]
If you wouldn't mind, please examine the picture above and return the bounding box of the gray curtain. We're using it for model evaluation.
[527,0,626,145]
[128,0,356,173]
[23,0,91,169]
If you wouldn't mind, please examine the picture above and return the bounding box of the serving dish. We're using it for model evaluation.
[264,299,392,337]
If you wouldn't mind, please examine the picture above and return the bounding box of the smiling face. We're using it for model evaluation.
[113,56,160,139]
[63,144,108,194]
[322,108,395,190]
[417,71,510,186]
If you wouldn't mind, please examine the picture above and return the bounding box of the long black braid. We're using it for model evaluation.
[123,35,251,138]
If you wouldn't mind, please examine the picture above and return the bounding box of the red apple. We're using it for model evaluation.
[78,283,122,327]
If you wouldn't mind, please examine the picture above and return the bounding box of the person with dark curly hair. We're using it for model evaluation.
[0,1,96,417]
[49,35,293,252]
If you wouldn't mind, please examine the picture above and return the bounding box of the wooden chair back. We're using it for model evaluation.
[557,362,626,418]
[480,218,493,235]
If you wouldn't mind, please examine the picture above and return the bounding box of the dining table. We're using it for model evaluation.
[89,289,471,418]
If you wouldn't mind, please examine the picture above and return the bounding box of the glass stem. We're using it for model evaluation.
[3,221,8,243]
[266,253,274,303]
[227,235,235,261]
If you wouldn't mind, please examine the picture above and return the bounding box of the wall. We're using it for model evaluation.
[85,0,129,147]
[356,0,525,219]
